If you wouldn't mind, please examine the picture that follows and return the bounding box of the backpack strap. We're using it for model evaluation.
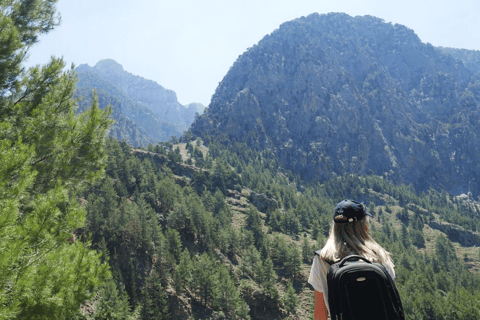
[337,255,371,267]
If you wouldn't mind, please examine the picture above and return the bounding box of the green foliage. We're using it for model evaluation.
[173,250,192,295]
[302,237,312,262]
[284,245,302,281]
[140,268,170,320]
[0,1,112,318]
[246,205,264,249]
[165,228,182,264]
[283,280,299,314]
[242,245,261,279]
[435,235,457,266]
[410,228,426,248]
[401,224,412,248]
[211,264,241,316]
[396,207,410,224]
[258,257,279,300]
[0,0,59,95]
[92,280,133,320]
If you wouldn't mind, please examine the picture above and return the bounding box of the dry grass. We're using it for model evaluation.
[173,139,209,164]
[232,209,248,230]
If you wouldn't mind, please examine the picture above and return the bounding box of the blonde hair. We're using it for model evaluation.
[319,216,392,265]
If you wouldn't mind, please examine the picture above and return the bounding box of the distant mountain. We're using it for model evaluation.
[75,59,205,146]
[190,13,480,196]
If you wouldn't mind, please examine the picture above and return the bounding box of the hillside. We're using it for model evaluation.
[189,13,480,196]
[77,136,480,319]
[76,59,205,146]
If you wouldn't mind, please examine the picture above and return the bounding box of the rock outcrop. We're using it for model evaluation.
[190,13,480,196]
[131,149,206,179]
[429,221,480,247]
[248,191,278,213]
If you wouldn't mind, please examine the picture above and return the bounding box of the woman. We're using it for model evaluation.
[308,200,396,320]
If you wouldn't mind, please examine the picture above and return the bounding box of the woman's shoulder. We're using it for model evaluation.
[314,251,334,265]
[315,255,334,270]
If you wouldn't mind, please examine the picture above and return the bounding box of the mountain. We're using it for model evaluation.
[438,46,480,75]
[189,13,480,196]
[75,59,205,146]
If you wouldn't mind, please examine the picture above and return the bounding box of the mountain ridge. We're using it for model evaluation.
[75,59,205,146]
[438,46,480,75]
[189,13,480,196]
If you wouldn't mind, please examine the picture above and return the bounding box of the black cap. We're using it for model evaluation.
[333,200,372,223]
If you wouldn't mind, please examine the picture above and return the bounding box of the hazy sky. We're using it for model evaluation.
[26,0,480,106]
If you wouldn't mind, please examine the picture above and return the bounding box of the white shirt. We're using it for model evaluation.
[308,255,396,317]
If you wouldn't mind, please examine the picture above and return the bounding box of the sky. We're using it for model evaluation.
[25,0,480,106]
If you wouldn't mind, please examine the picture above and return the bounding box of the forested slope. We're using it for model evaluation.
[78,137,480,319]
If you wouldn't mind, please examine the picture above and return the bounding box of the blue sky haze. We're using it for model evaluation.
[26,0,480,106]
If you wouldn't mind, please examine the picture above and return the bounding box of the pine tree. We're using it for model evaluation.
[285,245,302,281]
[235,300,251,320]
[410,229,425,248]
[141,268,170,320]
[93,279,133,320]
[242,245,261,279]
[283,280,299,314]
[302,237,312,262]
[259,257,279,300]
[401,224,411,248]
[435,235,457,270]
[174,250,192,295]
[316,235,326,251]
[0,1,112,318]
[212,264,240,316]
[192,253,215,306]
[246,205,264,249]
[165,227,182,264]
[311,219,320,240]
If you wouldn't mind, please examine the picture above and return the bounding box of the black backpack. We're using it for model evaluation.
[319,253,405,320]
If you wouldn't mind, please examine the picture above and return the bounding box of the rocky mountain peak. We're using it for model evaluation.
[94,58,124,73]
[75,59,205,145]
[190,12,480,196]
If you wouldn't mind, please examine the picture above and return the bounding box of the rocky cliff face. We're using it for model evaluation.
[76,60,205,146]
[429,221,480,247]
[190,13,480,196]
